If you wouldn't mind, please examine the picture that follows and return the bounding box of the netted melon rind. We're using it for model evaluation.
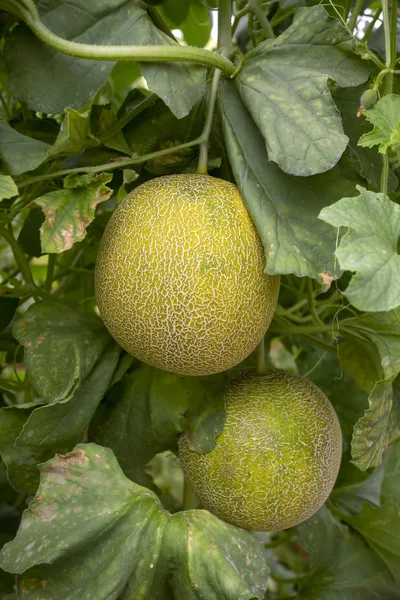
[95,174,280,376]
[179,370,343,531]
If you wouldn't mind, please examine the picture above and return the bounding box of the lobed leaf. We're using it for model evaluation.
[0,444,269,600]
[236,6,368,176]
[319,186,400,312]
[358,94,400,154]
[4,1,205,119]
[35,173,113,254]
[219,80,356,281]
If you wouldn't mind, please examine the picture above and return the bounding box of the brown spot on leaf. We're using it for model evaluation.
[319,272,334,287]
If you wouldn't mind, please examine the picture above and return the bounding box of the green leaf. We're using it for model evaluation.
[0,120,50,175]
[89,364,188,485]
[35,173,113,254]
[297,506,397,599]
[2,342,119,494]
[13,300,113,403]
[331,459,386,515]
[0,444,269,600]
[343,501,400,586]
[5,1,205,119]
[180,0,212,47]
[236,6,368,176]
[339,312,400,392]
[358,94,400,154]
[0,405,39,494]
[382,440,400,501]
[90,364,230,482]
[319,186,400,312]
[351,381,398,471]
[336,312,400,470]
[47,107,98,158]
[333,86,398,192]
[219,80,357,282]
[0,175,18,200]
[184,374,228,453]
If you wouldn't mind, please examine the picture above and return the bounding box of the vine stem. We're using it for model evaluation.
[381,154,389,195]
[361,7,382,42]
[382,0,397,94]
[44,254,56,293]
[6,3,235,76]
[256,337,267,373]
[347,0,364,32]
[249,0,275,39]
[196,70,222,175]
[0,226,36,288]
[196,0,232,174]
[307,279,325,327]
[16,139,203,192]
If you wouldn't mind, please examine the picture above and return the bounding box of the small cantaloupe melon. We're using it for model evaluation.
[179,370,342,531]
[95,174,279,376]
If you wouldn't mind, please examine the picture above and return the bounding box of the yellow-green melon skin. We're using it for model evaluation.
[178,370,342,531]
[95,174,280,376]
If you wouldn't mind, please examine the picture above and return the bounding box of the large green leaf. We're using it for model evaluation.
[89,363,229,484]
[89,364,188,484]
[35,173,113,254]
[219,80,356,282]
[297,506,397,599]
[236,6,369,176]
[1,301,120,493]
[320,187,400,312]
[13,300,113,403]
[0,444,269,600]
[4,1,205,119]
[0,120,50,175]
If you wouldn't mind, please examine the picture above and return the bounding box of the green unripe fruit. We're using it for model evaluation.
[95,174,280,376]
[179,370,342,531]
[359,88,378,110]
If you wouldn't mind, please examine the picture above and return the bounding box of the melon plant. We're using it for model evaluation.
[95,174,280,375]
[0,1,399,600]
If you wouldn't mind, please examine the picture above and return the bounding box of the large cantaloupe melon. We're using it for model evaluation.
[179,370,342,531]
[95,174,280,376]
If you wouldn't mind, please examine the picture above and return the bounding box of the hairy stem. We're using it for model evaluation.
[17,11,235,76]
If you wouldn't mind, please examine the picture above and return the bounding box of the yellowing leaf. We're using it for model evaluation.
[36,173,112,254]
